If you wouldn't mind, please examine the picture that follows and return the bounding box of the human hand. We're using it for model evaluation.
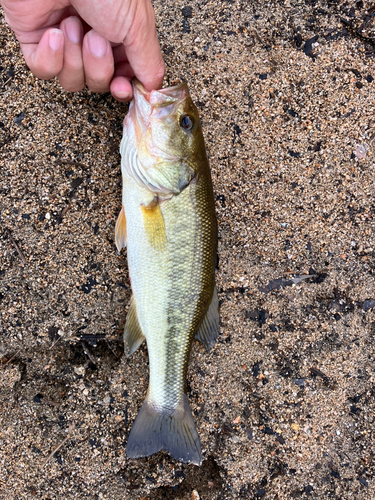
[1,0,165,101]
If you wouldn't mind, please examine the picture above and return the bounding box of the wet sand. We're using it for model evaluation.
[1,1,375,498]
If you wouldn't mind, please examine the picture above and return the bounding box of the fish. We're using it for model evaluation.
[115,79,219,465]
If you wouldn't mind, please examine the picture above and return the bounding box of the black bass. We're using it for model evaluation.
[116,80,219,465]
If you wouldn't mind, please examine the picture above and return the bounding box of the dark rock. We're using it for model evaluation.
[182,6,193,17]
[303,35,319,56]
[262,427,275,435]
[293,378,305,386]
[48,326,59,341]
[246,428,253,440]
[294,33,303,47]
[78,278,98,294]
[275,434,285,444]
[252,361,262,377]
[216,194,226,207]
[304,485,314,496]
[14,111,25,124]
[362,299,375,311]
[288,150,301,158]
[33,393,44,403]
[359,477,368,487]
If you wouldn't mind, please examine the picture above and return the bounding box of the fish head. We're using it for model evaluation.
[122,80,207,197]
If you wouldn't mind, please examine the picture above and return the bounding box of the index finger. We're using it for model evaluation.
[20,28,64,80]
[123,0,165,92]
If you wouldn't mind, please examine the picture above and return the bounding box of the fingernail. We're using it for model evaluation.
[49,29,63,51]
[114,91,131,101]
[87,30,107,58]
[65,17,81,44]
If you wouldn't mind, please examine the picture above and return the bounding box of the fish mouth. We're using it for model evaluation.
[133,79,189,107]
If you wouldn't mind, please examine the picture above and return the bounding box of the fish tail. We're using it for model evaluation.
[126,394,202,465]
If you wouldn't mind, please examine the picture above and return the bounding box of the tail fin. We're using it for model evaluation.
[126,395,202,465]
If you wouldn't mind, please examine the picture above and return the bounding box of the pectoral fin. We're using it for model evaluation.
[115,207,127,252]
[141,198,167,251]
[124,297,145,357]
[195,285,220,351]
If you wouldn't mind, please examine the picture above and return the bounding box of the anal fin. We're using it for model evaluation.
[124,297,145,357]
[115,207,127,252]
[195,285,220,351]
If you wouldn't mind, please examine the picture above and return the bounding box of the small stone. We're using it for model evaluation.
[74,366,85,376]
[354,144,369,159]
[291,423,300,431]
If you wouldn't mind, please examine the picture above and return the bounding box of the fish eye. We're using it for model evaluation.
[180,114,194,131]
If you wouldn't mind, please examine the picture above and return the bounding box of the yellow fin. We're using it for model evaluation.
[115,207,127,252]
[141,198,167,251]
[124,297,145,357]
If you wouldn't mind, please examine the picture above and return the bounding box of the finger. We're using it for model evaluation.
[110,62,134,101]
[20,28,64,80]
[58,17,85,92]
[82,29,114,93]
[124,1,165,91]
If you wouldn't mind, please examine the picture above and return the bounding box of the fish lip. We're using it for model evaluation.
[133,79,189,104]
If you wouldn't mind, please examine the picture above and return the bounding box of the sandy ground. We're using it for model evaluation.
[1,0,375,498]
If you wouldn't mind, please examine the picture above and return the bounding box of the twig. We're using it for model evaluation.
[80,341,97,365]
[42,421,75,468]
[2,349,21,366]
[7,230,27,265]
[49,335,63,350]
[42,399,61,407]
[2,77,12,88]
[56,159,88,169]
[309,366,329,380]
